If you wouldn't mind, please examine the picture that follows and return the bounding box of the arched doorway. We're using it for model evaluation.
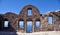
[26,19,33,33]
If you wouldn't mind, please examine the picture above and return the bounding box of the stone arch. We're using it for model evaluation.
[26,19,33,33]
[42,12,58,31]
[34,18,41,32]
[3,12,18,32]
[18,18,24,29]
[48,15,53,24]
[26,18,33,21]
[3,18,15,31]
[5,12,18,19]
[19,5,40,17]
[16,18,25,32]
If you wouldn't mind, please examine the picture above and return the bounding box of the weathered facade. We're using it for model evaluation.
[0,5,60,33]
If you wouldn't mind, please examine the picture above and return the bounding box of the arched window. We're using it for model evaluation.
[48,17,52,24]
[18,19,24,28]
[27,8,32,16]
[35,19,40,29]
[4,19,9,28]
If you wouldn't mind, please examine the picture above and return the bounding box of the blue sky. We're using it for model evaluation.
[0,0,60,14]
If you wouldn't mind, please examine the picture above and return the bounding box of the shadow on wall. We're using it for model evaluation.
[0,32,17,35]
[0,15,17,35]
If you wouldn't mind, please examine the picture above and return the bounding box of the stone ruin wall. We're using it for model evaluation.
[0,5,60,33]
